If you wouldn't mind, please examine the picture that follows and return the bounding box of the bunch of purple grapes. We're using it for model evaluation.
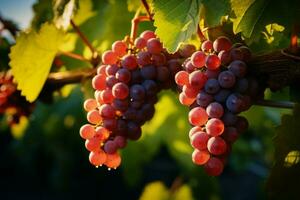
[0,70,34,126]
[175,36,262,176]
[79,30,185,169]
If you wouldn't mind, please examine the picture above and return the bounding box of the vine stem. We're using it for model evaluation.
[254,99,295,109]
[141,0,153,20]
[197,25,207,42]
[70,20,99,65]
[59,51,90,62]
[130,14,151,45]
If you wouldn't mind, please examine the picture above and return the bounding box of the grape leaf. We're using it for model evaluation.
[153,0,201,52]
[9,23,64,102]
[201,0,230,27]
[31,0,54,29]
[231,0,300,40]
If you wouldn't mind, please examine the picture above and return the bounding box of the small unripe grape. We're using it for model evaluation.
[83,98,98,111]
[191,51,206,68]
[189,107,208,126]
[102,50,118,65]
[89,149,107,166]
[112,40,127,56]
[192,149,210,165]
[206,118,224,136]
[204,157,224,176]
[80,124,95,139]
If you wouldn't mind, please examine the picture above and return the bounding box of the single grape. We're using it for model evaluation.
[192,149,210,165]
[213,36,232,52]
[239,46,252,62]
[205,79,220,94]
[87,110,102,124]
[106,75,118,89]
[218,50,231,65]
[189,126,203,138]
[121,55,138,70]
[116,68,131,83]
[79,124,95,139]
[112,82,129,99]
[189,71,207,89]
[185,61,196,73]
[207,136,227,155]
[99,104,116,119]
[147,38,163,54]
[95,126,110,141]
[140,30,156,41]
[226,93,244,113]
[206,118,224,136]
[130,84,146,101]
[228,60,247,78]
[196,91,213,108]
[83,98,98,112]
[190,131,210,150]
[104,140,118,154]
[112,40,127,56]
[106,64,119,76]
[89,149,107,166]
[100,89,114,104]
[104,152,121,169]
[97,65,107,75]
[206,102,224,118]
[218,71,236,88]
[175,71,189,86]
[204,157,224,176]
[85,137,101,152]
[102,50,118,65]
[189,107,208,126]
[201,40,213,52]
[134,37,147,49]
[191,51,206,68]
[92,74,106,91]
[179,92,195,106]
[206,54,221,70]
[130,69,143,84]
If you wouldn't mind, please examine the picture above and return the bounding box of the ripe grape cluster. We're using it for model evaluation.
[0,70,34,125]
[80,30,185,169]
[175,36,263,176]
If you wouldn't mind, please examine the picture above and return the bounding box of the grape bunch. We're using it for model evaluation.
[175,36,263,176]
[79,30,185,169]
[0,70,34,126]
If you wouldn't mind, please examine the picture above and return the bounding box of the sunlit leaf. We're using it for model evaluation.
[9,23,64,102]
[139,181,169,200]
[153,0,201,52]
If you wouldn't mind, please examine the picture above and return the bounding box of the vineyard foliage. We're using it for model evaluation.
[1,0,300,199]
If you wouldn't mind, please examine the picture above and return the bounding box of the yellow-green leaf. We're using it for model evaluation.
[9,23,64,102]
[139,181,169,200]
[153,0,201,52]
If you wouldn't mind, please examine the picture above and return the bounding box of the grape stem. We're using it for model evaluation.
[141,0,153,20]
[70,20,99,66]
[254,99,295,109]
[197,25,207,42]
[130,13,151,46]
[59,51,90,62]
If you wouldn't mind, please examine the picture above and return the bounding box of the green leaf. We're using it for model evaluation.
[127,0,141,12]
[153,0,201,52]
[139,181,169,200]
[9,23,64,102]
[201,0,230,27]
[53,0,78,30]
[231,0,300,40]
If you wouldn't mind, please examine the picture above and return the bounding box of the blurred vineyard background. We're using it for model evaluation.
[0,0,299,199]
